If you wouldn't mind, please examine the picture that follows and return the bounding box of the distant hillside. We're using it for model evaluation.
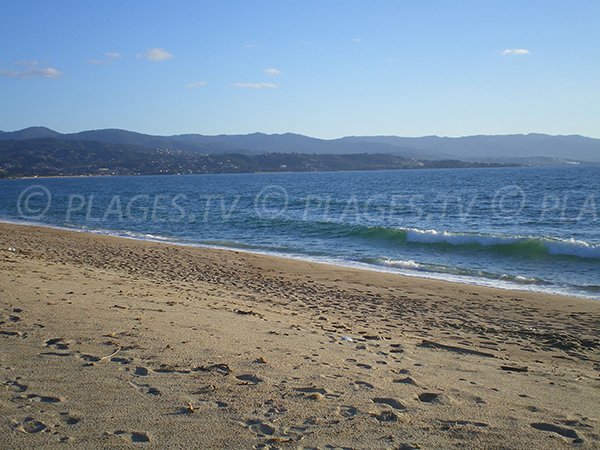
[0,126,62,140]
[0,127,420,155]
[2,127,599,163]
[343,134,600,162]
[0,138,511,178]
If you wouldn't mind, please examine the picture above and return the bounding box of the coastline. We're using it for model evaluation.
[1,218,596,300]
[1,221,599,448]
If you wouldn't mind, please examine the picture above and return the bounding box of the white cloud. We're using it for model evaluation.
[186,80,208,89]
[352,38,363,43]
[88,51,122,65]
[38,68,61,78]
[0,61,61,78]
[264,68,282,76]
[502,48,530,56]
[234,82,278,89]
[137,47,173,62]
[16,59,40,66]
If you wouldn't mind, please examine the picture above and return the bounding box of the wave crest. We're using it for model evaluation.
[347,225,600,260]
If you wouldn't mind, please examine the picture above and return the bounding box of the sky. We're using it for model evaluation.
[1,0,599,138]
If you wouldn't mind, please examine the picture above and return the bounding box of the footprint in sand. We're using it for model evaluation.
[129,381,161,396]
[12,417,48,433]
[0,330,26,338]
[146,387,161,396]
[295,387,328,395]
[294,387,330,400]
[336,405,358,417]
[192,363,231,375]
[353,381,374,390]
[372,410,399,422]
[396,444,420,450]
[418,392,450,404]
[393,376,419,386]
[134,366,150,376]
[114,430,151,444]
[60,412,81,425]
[372,397,406,410]
[78,354,102,367]
[244,419,276,436]
[4,379,28,392]
[40,337,71,356]
[262,399,288,418]
[110,357,132,365]
[45,337,69,350]
[530,423,583,443]
[440,419,489,429]
[389,343,405,354]
[236,374,264,384]
[192,384,217,395]
[18,393,63,403]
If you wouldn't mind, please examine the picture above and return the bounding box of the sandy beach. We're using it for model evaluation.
[0,222,599,448]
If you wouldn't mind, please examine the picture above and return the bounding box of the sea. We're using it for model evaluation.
[1,166,599,299]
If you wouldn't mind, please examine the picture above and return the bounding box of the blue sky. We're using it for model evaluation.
[1,0,599,138]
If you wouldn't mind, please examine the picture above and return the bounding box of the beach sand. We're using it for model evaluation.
[0,222,599,448]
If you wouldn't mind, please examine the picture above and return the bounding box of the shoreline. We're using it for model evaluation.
[1,220,599,326]
[1,221,599,447]
[0,218,597,301]
[0,164,524,181]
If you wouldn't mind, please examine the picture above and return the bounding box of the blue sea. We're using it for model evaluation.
[1,166,599,299]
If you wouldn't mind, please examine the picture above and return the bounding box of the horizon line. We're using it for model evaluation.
[1,126,599,141]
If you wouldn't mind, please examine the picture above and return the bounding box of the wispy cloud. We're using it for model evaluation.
[88,51,122,65]
[234,82,278,89]
[0,61,61,79]
[264,68,282,76]
[352,37,363,43]
[137,47,173,62]
[243,43,259,49]
[16,59,40,66]
[502,48,530,56]
[186,80,208,89]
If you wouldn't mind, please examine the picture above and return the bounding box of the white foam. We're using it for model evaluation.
[545,238,600,259]
[1,218,598,300]
[403,227,600,259]
[380,258,422,270]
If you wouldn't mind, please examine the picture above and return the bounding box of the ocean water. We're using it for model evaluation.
[1,166,599,299]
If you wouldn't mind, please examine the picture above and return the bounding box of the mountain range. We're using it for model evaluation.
[1,126,599,163]
[0,137,512,178]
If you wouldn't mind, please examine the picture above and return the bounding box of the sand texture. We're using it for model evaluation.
[0,222,599,448]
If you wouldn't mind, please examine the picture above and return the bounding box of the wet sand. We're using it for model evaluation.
[0,222,599,448]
